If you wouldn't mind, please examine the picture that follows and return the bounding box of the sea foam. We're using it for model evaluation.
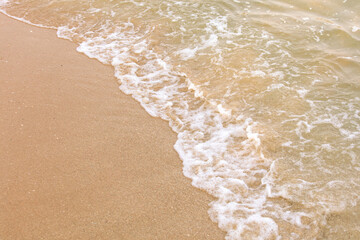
[2,0,360,239]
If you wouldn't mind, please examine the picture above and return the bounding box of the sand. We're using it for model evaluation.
[0,13,225,240]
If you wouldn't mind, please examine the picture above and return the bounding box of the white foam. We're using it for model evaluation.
[176,47,198,60]
[296,88,309,98]
[4,0,360,238]
[251,70,266,78]
[352,26,359,32]
[0,0,8,6]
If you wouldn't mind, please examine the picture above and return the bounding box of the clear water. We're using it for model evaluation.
[1,0,360,239]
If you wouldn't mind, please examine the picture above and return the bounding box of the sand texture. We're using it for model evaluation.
[0,14,225,240]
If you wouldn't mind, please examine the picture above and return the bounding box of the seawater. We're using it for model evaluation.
[1,0,359,239]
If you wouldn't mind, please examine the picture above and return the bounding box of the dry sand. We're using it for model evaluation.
[0,13,225,240]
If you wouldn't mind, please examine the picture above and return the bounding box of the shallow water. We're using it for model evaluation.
[1,0,360,239]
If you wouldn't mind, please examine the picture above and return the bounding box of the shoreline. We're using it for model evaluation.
[0,13,225,240]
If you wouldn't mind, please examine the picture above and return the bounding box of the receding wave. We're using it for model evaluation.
[2,0,360,239]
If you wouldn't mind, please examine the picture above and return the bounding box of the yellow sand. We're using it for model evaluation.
[0,13,225,240]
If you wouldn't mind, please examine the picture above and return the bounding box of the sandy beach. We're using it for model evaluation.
[0,13,225,240]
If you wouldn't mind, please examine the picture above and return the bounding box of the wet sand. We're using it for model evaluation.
[0,13,225,240]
